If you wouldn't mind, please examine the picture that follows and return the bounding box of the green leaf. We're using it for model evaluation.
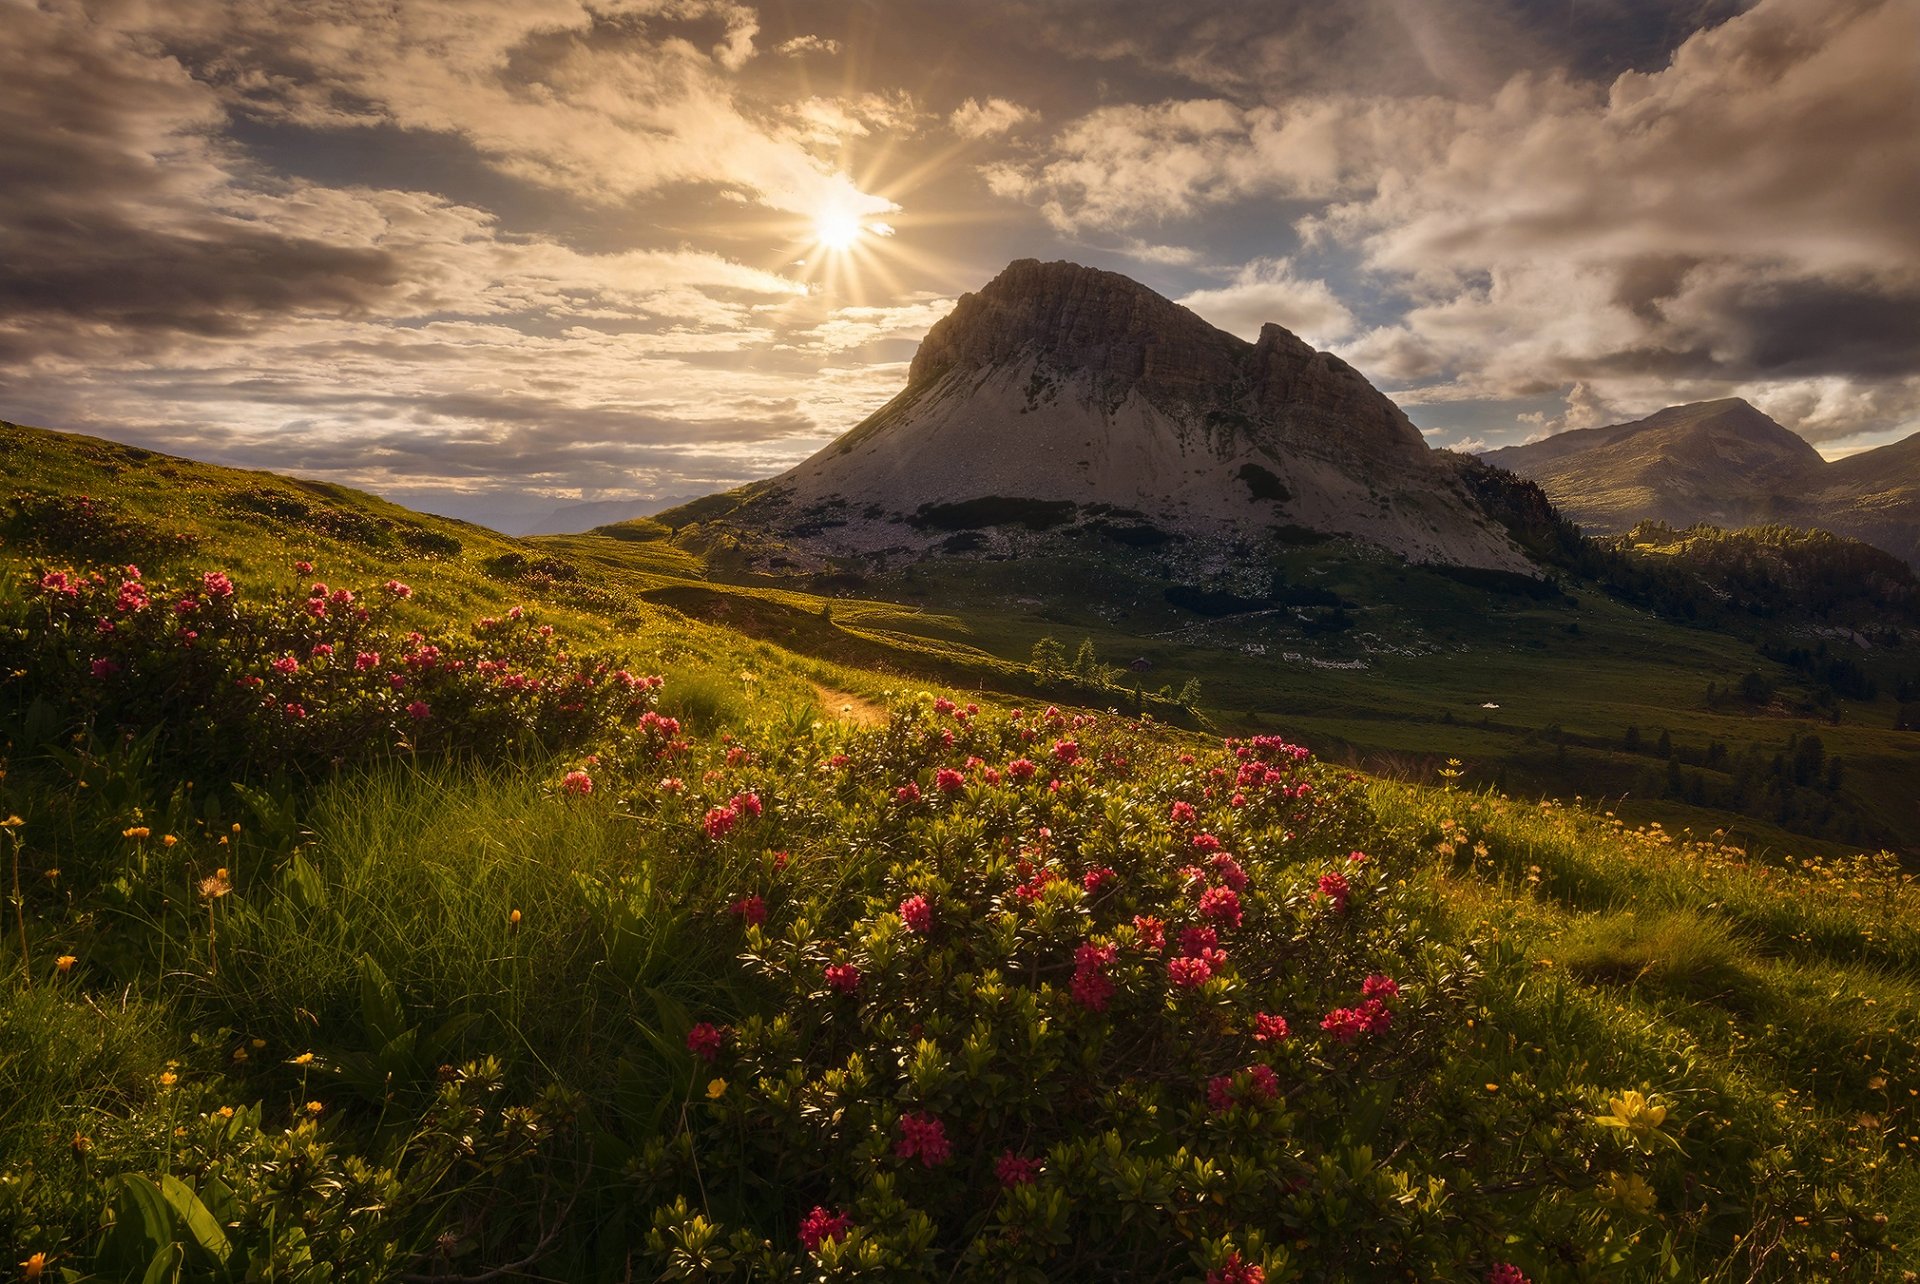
[159,1175,231,1266]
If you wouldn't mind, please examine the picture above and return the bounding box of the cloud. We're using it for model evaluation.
[778,35,842,57]
[993,0,1918,444]
[89,0,893,220]
[1178,258,1355,346]
[950,97,1036,139]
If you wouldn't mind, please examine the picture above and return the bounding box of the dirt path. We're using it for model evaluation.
[810,682,889,727]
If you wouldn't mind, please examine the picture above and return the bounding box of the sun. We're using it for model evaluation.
[814,208,865,252]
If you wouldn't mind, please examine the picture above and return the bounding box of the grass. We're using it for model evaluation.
[3,418,1919,1279]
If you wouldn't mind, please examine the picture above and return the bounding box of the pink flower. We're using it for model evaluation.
[1322,1000,1391,1043]
[1247,1063,1278,1101]
[407,700,431,720]
[733,792,762,819]
[283,702,307,720]
[1006,758,1037,782]
[194,571,232,599]
[1207,1251,1265,1284]
[115,580,148,613]
[1071,942,1118,1011]
[1209,853,1248,892]
[39,570,78,597]
[1169,956,1212,988]
[306,598,328,619]
[1051,738,1080,764]
[1130,915,1165,952]
[1081,866,1116,894]
[894,1112,950,1167]
[561,770,593,796]
[1190,832,1222,853]
[899,894,932,933]
[896,782,922,804]
[798,1206,850,1252]
[1197,885,1243,930]
[384,579,412,598]
[354,651,380,670]
[934,767,965,794]
[1253,1012,1290,1043]
[89,658,119,679]
[825,963,860,993]
[703,806,737,841]
[686,1022,724,1062]
[271,655,299,675]
[294,560,314,575]
[1362,974,1400,1002]
[1317,871,1350,911]
[1179,926,1219,958]
[729,894,766,925]
[933,697,955,715]
[995,1151,1039,1186]
[1488,1266,1530,1284]
[1207,1073,1234,1112]
[1169,799,1196,826]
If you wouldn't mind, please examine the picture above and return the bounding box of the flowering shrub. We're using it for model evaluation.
[635,704,1665,1280]
[1,560,663,779]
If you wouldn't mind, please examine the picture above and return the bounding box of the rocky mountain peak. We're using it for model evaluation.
[907,259,1246,404]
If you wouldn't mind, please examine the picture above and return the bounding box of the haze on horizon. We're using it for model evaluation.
[1,0,1915,530]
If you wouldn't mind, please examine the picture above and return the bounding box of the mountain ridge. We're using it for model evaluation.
[1484,399,1920,565]
[663,259,1530,573]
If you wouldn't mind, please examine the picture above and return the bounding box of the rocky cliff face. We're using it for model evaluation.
[662,259,1530,573]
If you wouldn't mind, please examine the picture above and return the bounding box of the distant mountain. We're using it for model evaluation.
[516,496,696,536]
[1817,432,1920,567]
[1483,399,1920,565]
[660,259,1529,572]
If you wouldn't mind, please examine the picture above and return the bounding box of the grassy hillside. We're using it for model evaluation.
[2,421,1918,1281]
[549,506,1920,858]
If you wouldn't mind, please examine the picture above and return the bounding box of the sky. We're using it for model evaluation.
[2,0,1916,530]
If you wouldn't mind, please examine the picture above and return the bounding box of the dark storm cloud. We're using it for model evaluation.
[0,6,413,340]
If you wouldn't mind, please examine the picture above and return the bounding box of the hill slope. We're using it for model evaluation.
[3,422,1919,1280]
[664,260,1530,573]
[1484,399,1920,564]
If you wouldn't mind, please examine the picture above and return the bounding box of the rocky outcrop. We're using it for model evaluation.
[662,259,1532,573]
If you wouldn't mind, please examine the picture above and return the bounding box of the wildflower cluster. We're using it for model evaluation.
[640,701,1635,1280]
[2,560,664,780]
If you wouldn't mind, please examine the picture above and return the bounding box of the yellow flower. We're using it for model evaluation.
[159,1071,178,1088]
[291,1052,315,1066]
[217,1106,235,1119]
[305,1101,324,1116]
[54,955,77,974]
[162,834,178,847]
[1596,1171,1657,1215]
[509,908,522,929]
[42,868,59,881]
[20,1252,48,1281]
[197,867,232,900]
[123,826,151,839]
[70,1133,92,1158]
[706,1078,727,1099]
[1596,1090,1675,1150]
[250,1037,267,1049]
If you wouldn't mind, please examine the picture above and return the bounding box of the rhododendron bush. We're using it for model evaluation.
[633,703,1662,1280]
[2,561,662,776]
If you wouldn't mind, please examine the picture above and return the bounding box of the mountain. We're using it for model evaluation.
[1480,399,1823,531]
[1483,399,1920,565]
[1816,432,1920,566]
[661,259,1530,572]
